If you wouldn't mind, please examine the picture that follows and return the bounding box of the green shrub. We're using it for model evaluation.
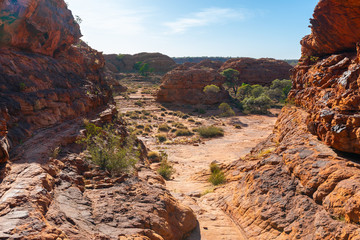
[197,126,224,138]
[172,122,186,129]
[209,163,226,185]
[242,95,272,114]
[175,129,193,137]
[157,152,174,180]
[156,134,167,142]
[147,151,161,162]
[203,84,220,94]
[218,103,235,117]
[251,85,265,98]
[134,100,143,107]
[80,124,140,176]
[158,123,170,132]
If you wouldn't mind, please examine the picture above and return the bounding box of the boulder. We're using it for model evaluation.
[301,0,360,57]
[0,0,81,56]
[156,60,229,105]
[219,58,292,86]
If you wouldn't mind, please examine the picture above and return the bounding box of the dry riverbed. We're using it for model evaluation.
[115,87,278,240]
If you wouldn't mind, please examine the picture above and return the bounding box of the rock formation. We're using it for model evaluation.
[219,58,292,86]
[221,0,360,239]
[156,60,229,105]
[0,1,196,239]
[290,1,360,154]
[105,52,177,74]
[0,0,81,56]
[300,0,360,57]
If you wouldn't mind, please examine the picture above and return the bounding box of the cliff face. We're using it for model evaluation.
[301,0,360,57]
[222,0,360,239]
[219,58,292,86]
[290,0,360,154]
[0,0,81,56]
[0,1,197,239]
[156,60,229,105]
[105,52,177,74]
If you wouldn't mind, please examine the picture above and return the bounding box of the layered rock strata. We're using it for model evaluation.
[156,60,229,105]
[0,108,196,240]
[290,0,360,154]
[0,0,197,239]
[222,107,360,239]
[105,52,177,74]
[219,58,292,86]
[222,0,360,239]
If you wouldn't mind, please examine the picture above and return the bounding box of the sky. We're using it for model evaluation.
[66,0,319,59]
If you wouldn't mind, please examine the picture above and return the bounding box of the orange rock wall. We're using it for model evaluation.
[223,107,360,239]
[0,0,81,56]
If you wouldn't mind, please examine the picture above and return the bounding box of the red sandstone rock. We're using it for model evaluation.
[0,1,197,239]
[219,58,292,86]
[156,60,229,105]
[105,52,177,74]
[290,0,360,154]
[0,0,81,56]
[301,0,360,57]
[223,107,360,239]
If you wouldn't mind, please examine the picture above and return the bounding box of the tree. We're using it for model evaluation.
[133,61,154,76]
[220,68,240,95]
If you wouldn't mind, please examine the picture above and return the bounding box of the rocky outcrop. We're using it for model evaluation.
[221,0,360,238]
[0,0,197,239]
[0,0,81,56]
[290,0,360,154]
[105,52,177,74]
[222,107,360,239]
[0,108,197,240]
[301,0,360,57]
[156,60,229,105]
[219,58,292,86]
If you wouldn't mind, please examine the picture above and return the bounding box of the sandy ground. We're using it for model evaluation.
[115,88,278,240]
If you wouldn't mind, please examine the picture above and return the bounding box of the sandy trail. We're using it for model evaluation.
[115,88,278,240]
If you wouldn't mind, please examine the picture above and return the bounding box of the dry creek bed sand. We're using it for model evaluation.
[115,88,278,240]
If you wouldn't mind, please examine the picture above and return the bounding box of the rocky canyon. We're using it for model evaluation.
[1,0,360,239]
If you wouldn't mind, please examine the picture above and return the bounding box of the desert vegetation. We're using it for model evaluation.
[79,121,140,175]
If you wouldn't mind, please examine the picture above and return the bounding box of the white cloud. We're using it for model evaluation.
[67,0,154,36]
[164,7,249,34]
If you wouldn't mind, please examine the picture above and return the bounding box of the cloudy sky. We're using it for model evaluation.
[66,0,318,59]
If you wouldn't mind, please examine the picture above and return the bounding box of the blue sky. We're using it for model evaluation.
[66,0,318,59]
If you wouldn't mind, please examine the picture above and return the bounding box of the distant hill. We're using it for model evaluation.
[172,57,232,64]
[173,57,298,66]
[283,59,298,66]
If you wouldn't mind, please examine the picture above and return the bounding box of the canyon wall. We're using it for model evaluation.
[156,60,229,105]
[219,58,292,86]
[0,1,196,239]
[156,58,292,105]
[222,0,360,239]
[105,52,177,74]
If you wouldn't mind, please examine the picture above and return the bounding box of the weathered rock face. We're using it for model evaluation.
[222,0,360,238]
[219,58,292,86]
[0,1,197,239]
[156,60,229,105]
[222,107,360,239]
[290,0,360,154]
[105,52,177,74]
[0,109,197,240]
[301,0,360,57]
[0,0,81,56]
